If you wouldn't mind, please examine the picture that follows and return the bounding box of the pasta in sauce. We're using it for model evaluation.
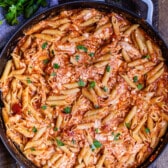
[0,8,168,168]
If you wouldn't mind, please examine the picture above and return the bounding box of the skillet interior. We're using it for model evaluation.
[0,1,167,168]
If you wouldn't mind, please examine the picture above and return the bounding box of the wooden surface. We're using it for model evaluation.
[0,0,168,167]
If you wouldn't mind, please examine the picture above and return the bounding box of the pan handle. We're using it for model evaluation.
[137,0,154,25]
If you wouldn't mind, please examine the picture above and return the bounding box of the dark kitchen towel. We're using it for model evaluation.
[0,0,158,51]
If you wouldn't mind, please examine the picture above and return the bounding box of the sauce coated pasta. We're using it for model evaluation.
[0,8,168,168]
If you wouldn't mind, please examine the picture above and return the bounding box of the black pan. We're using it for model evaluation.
[0,1,167,168]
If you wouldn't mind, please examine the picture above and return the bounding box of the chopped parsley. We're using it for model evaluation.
[78,79,85,87]
[94,105,99,109]
[72,139,76,144]
[53,63,60,69]
[145,127,150,134]
[95,128,99,133]
[54,127,58,131]
[32,126,37,133]
[133,76,138,83]
[137,84,143,90]
[50,72,56,76]
[63,106,71,114]
[30,147,35,151]
[142,55,150,59]
[103,86,108,92]
[106,65,111,72]
[51,50,55,56]
[89,52,95,57]
[56,139,64,146]
[75,55,80,61]
[112,132,120,141]
[43,59,49,64]
[77,45,88,52]
[42,42,48,49]
[125,122,131,129]
[90,140,102,151]
[89,81,96,88]
[41,105,47,110]
[27,77,32,84]
[93,140,102,148]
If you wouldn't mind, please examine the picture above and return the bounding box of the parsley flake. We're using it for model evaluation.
[63,107,71,114]
[77,45,88,52]
[53,63,60,69]
[125,122,131,129]
[75,55,80,61]
[78,79,85,87]
[103,86,108,92]
[93,140,102,148]
[27,77,32,84]
[137,84,143,90]
[143,55,150,59]
[42,42,48,49]
[54,127,58,131]
[50,72,56,76]
[133,76,138,83]
[72,139,76,144]
[95,128,99,133]
[56,139,64,146]
[106,65,111,72]
[41,105,47,110]
[145,127,150,134]
[43,59,49,64]
[30,147,35,151]
[112,132,120,141]
[89,52,95,57]
[32,126,37,133]
[89,81,96,88]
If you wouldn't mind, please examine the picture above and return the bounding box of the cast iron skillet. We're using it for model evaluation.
[0,1,168,168]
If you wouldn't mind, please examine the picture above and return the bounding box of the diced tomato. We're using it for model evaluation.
[12,103,22,115]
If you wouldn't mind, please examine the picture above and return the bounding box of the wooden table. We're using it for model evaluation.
[0,0,168,167]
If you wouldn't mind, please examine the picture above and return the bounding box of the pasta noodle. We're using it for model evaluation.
[0,8,167,168]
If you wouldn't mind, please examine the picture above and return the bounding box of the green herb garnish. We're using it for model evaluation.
[77,45,88,52]
[27,77,32,84]
[112,132,120,141]
[51,50,55,56]
[145,127,150,134]
[72,139,76,144]
[30,147,35,151]
[89,52,95,57]
[75,55,80,61]
[54,127,58,131]
[93,140,102,148]
[142,55,150,59]
[137,84,143,90]
[41,105,47,110]
[125,122,131,129]
[56,139,64,146]
[42,42,48,49]
[95,128,99,133]
[50,72,56,76]
[43,59,49,64]
[106,65,111,72]
[89,81,96,88]
[78,79,85,87]
[133,76,138,83]
[53,63,60,69]
[103,86,108,92]
[32,126,37,133]
[63,106,71,114]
